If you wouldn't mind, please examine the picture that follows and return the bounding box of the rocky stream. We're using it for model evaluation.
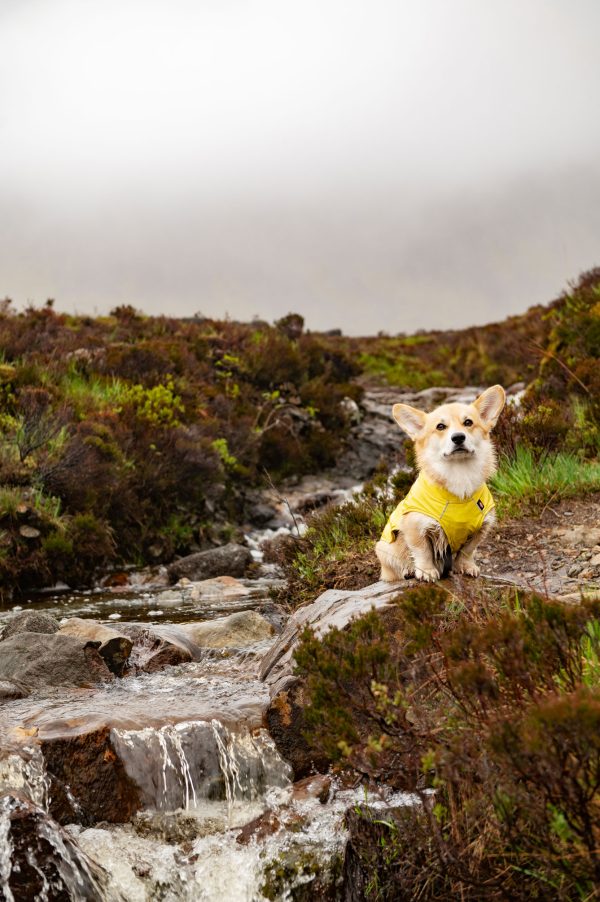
[1,384,599,901]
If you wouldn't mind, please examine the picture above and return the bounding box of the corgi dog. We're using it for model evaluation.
[376,385,506,583]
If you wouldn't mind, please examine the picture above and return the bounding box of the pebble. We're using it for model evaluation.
[148,610,164,616]
[108,613,122,620]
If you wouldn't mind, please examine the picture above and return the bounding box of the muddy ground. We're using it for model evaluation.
[480,492,600,600]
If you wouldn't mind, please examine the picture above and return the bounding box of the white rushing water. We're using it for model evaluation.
[72,784,421,902]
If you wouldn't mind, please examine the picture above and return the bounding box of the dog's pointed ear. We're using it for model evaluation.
[392,403,427,439]
[473,385,506,429]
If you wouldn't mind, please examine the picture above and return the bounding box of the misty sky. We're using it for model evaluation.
[1,0,599,334]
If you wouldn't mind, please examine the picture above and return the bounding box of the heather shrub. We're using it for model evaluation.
[528,268,600,454]
[294,587,600,899]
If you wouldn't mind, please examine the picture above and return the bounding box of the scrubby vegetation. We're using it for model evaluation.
[0,267,597,597]
[357,301,552,390]
[295,584,600,900]
[0,305,361,597]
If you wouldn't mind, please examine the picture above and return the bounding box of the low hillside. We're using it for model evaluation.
[0,267,598,598]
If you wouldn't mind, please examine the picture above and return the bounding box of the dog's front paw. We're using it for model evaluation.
[454,558,480,578]
[414,567,440,583]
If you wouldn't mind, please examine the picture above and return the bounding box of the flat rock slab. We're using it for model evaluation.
[0,632,112,693]
[260,581,402,697]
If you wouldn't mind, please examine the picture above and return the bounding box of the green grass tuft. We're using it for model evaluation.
[491,446,600,516]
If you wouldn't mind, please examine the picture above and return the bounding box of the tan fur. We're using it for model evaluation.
[376,385,505,583]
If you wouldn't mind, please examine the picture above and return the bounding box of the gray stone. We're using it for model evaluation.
[260,581,403,778]
[0,679,27,700]
[0,633,112,692]
[167,543,252,583]
[118,623,194,672]
[260,581,401,697]
[59,618,133,676]
[187,575,251,602]
[179,610,274,649]
[248,502,278,525]
[1,611,60,640]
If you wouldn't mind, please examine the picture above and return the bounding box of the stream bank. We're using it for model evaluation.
[1,382,599,900]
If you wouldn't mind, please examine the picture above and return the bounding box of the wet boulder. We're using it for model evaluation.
[180,610,274,649]
[59,617,133,676]
[292,773,332,804]
[0,632,112,693]
[1,610,60,640]
[41,726,143,826]
[264,681,330,780]
[118,623,194,671]
[260,581,400,778]
[0,793,107,900]
[260,581,400,696]
[236,808,283,845]
[167,542,252,583]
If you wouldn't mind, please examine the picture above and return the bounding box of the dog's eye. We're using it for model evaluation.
[463,418,473,427]
[436,423,446,431]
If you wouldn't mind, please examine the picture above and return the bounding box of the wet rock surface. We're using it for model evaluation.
[119,623,194,672]
[180,609,274,649]
[0,610,60,639]
[0,793,107,901]
[265,681,331,780]
[167,542,253,583]
[0,632,112,693]
[260,582,401,778]
[42,726,143,826]
[59,616,133,676]
[260,581,400,697]
[291,774,332,804]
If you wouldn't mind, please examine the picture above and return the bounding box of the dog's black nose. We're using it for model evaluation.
[451,432,466,445]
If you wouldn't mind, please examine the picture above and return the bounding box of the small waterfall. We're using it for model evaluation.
[111,721,291,818]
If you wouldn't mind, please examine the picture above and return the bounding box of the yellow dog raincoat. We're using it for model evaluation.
[380,473,494,554]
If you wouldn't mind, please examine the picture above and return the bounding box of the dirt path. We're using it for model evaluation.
[480,492,600,599]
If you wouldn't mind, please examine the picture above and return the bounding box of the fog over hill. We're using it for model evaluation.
[1,0,599,333]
